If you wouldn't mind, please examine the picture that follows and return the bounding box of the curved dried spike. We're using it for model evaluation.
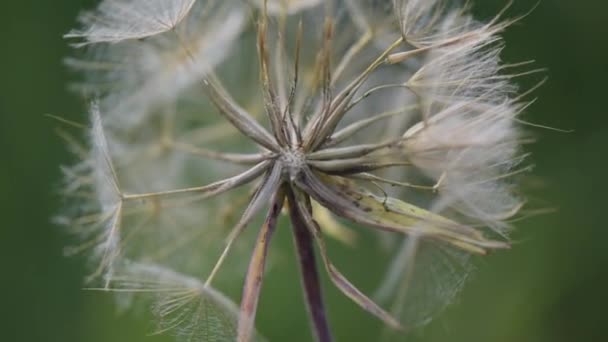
[324,106,416,147]
[122,160,271,201]
[205,162,283,287]
[289,192,334,342]
[296,168,509,254]
[203,76,280,151]
[169,140,274,165]
[308,157,411,175]
[308,140,400,160]
[303,16,335,150]
[257,4,287,145]
[349,173,434,191]
[304,38,403,150]
[312,201,358,246]
[288,189,403,330]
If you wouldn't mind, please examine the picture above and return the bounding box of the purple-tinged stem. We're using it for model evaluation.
[287,190,333,342]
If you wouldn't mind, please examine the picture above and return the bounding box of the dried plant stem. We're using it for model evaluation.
[290,190,402,330]
[237,189,284,342]
[288,189,333,342]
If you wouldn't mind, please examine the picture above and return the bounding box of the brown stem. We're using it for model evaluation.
[237,190,284,342]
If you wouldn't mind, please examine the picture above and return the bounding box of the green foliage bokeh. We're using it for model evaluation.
[0,1,606,341]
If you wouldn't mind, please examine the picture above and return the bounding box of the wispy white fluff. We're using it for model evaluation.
[105,261,265,341]
[401,10,523,232]
[367,4,529,327]
[66,0,197,45]
[403,99,523,226]
[85,104,253,283]
[407,20,514,107]
[67,103,125,285]
[394,0,512,49]
[375,235,473,327]
[90,102,121,209]
[395,0,451,45]
[402,100,519,171]
[67,1,246,127]
[394,0,470,47]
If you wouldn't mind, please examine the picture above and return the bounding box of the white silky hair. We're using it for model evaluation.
[89,102,121,211]
[401,9,523,233]
[368,2,528,327]
[105,261,265,342]
[65,0,198,44]
[395,0,472,47]
[67,0,246,128]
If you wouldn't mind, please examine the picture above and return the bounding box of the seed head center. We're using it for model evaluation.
[279,148,306,181]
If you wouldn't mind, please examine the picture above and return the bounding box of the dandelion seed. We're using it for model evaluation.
[65,0,199,44]
[66,0,246,127]
[60,0,539,341]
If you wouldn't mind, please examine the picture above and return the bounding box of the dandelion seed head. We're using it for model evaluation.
[279,147,306,181]
[60,0,540,339]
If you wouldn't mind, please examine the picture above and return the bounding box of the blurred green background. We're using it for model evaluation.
[1,0,606,341]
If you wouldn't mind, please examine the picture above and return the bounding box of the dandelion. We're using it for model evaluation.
[59,0,538,341]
